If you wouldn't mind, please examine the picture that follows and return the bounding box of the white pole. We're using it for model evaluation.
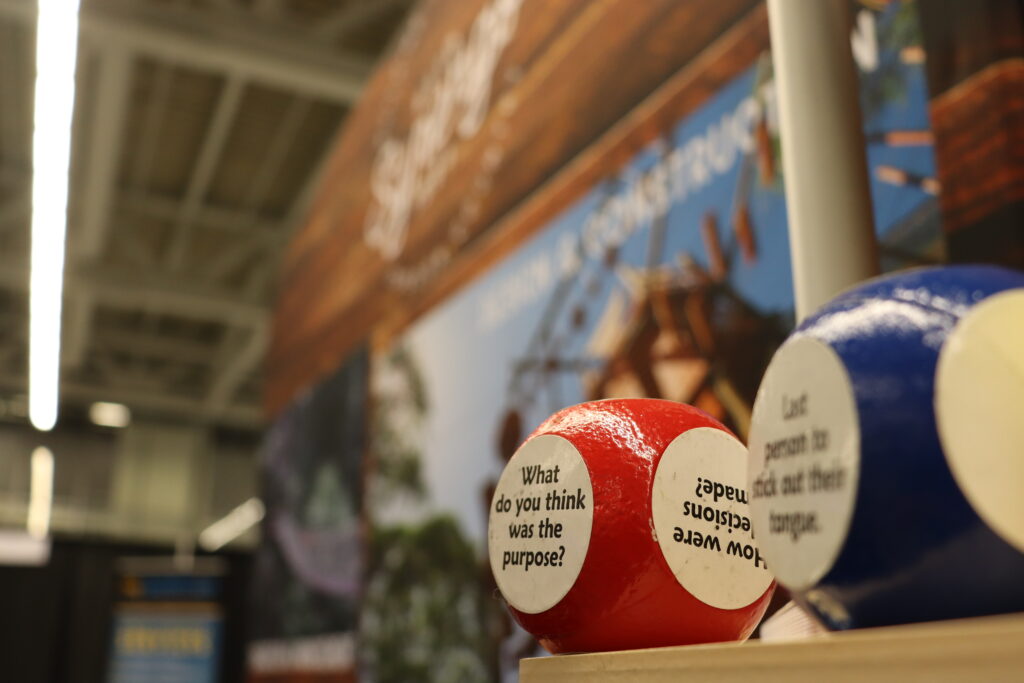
[767,0,878,322]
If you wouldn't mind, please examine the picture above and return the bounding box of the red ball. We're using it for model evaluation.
[488,398,775,654]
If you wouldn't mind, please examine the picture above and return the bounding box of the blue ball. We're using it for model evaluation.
[748,265,1024,629]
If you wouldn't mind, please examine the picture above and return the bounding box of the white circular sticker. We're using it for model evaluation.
[936,289,1024,553]
[747,336,860,591]
[488,434,594,614]
[651,427,774,609]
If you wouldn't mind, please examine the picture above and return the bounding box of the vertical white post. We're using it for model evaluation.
[767,0,878,322]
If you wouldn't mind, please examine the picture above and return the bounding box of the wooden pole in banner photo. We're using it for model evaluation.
[767,0,879,322]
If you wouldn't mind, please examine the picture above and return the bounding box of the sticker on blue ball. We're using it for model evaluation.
[748,336,860,591]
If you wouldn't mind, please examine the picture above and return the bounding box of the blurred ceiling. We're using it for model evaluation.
[0,0,412,432]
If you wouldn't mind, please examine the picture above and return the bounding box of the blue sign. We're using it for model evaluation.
[108,607,222,683]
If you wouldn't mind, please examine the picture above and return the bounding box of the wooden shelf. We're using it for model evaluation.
[521,613,1024,682]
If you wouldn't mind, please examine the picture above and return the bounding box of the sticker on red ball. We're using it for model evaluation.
[652,427,773,609]
[747,336,860,591]
[488,434,594,614]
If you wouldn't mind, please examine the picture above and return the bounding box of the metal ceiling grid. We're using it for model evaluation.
[0,0,413,431]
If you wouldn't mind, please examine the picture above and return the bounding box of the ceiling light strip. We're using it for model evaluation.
[29,0,83,431]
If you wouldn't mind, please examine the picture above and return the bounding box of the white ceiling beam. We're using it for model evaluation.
[0,192,27,231]
[0,162,22,188]
[64,45,133,370]
[120,190,282,243]
[1,163,284,245]
[62,301,95,370]
[93,329,219,365]
[92,353,170,392]
[203,97,312,284]
[253,0,284,20]
[273,118,344,245]
[203,115,346,404]
[131,62,173,188]
[0,372,262,428]
[0,260,267,326]
[241,116,344,299]
[3,24,32,167]
[204,325,267,413]
[0,22,22,166]
[0,340,21,368]
[79,263,268,326]
[164,76,245,271]
[0,0,370,104]
[75,47,132,260]
[315,0,408,40]
[201,233,260,286]
[243,98,311,209]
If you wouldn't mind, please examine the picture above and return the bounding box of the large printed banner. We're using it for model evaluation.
[256,0,1024,681]
[364,4,938,680]
[268,0,763,415]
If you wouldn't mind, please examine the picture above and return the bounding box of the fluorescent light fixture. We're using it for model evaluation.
[27,446,55,539]
[89,401,131,428]
[198,498,265,551]
[29,0,83,432]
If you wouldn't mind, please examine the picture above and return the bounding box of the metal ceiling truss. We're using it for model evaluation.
[0,0,413,431]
